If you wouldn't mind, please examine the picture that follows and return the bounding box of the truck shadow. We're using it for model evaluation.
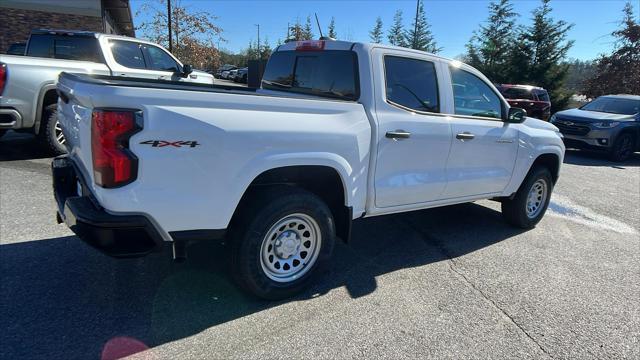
[0,202,523,359]
[0,131,52,161]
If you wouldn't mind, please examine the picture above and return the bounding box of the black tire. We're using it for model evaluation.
[501,166,553,229]
[38,104,67,155]
[0,129,7,139]
[608,132,635,162]
[229,186,335,300]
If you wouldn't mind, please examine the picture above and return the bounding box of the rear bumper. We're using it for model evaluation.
[52,155,165,257]
[0,107,22,129]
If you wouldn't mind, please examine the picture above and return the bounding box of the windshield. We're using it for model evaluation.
[580,97,640,115]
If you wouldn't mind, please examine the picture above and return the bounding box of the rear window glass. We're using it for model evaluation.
[262,50,359,101]
[53,38,101,62]
[26,34,53,57]
[27,34,100,62]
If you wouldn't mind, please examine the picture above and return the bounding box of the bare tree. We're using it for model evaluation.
[136,0,223,69]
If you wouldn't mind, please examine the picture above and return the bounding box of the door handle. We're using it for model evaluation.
[456,132,475,140]
[386,130,411,139]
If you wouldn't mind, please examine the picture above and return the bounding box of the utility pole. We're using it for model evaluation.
[413,0,420,49]
[167,0,172,52]
[254,24,260,59]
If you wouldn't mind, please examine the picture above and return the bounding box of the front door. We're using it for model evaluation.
[442,66,518,198]
[373,52,453,208]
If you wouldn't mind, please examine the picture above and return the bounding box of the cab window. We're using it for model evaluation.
[384,56,439,113]
[451,67,502,119]
[143,45,179,72]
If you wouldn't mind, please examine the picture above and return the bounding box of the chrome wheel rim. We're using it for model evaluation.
[260,213,321,283]
[526,179,548,219]
[54,120,66,145]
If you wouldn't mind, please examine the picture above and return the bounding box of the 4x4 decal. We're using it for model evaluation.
[140,140,200,148]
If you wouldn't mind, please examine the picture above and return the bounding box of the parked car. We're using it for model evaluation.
[6,42,26,55]
[234,67,248,83]
[0,29,213,153]
[228,69,239,81]
[215,64,236,78]
[53,39,564,299]
[551,94,639,161]
[498,84,551,121]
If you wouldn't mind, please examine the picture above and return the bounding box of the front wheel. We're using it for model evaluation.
[609,133,635,162]
[229,186,335,299]
[501,166,553,229]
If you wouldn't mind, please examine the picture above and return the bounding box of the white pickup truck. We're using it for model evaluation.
[53,40,564,299]
[0,29,213,154]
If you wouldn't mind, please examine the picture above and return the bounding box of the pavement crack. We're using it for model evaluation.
[401,217,554,359]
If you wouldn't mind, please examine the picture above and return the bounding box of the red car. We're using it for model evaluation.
[498,84,551,121]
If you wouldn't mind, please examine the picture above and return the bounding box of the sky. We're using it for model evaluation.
[130,0,637,61]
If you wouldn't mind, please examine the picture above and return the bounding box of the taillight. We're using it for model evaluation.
[91,109,141,188]
[295,40,325,51]
[0,63,6,96]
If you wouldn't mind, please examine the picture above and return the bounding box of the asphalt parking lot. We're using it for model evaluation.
[1,131,638,360]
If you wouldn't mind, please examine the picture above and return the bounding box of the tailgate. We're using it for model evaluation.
[56,73,95,182]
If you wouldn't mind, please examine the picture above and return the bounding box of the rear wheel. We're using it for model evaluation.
[501,166,553,229]
[229,186,335,299]
[38,104,67,155]
[609,133,635,162]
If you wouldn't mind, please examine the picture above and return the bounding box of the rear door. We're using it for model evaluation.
[372,49,452,208]
[441,65,518,198]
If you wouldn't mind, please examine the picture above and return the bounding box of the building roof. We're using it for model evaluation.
[102,0,135,37]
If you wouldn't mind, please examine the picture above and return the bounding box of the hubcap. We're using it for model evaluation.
[260,213,321,283]
[526,179,548,219]
[54,120,66,145]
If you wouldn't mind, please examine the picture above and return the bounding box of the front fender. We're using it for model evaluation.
[502,131,565,196]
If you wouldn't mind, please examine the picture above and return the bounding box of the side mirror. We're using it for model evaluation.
[181,64,193,77]
[506,107,526,123]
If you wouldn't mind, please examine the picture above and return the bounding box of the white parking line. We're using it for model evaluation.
[548,193,638,235]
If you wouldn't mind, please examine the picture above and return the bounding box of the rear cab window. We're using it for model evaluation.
[262,50,359,101]
[26,34,102,62]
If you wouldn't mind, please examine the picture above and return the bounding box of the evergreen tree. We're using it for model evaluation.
[328,16,337,39]
[387,10,407,47]
[370,17,384,43]
[583,2,640,97]
[404,0,440,53]
[289,19,304,41]
[465,0,518,83]
[510,0,574,112]
[303,15,314,40]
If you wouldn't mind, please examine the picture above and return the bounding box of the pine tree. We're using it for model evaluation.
[328,16,337,39]
[510,0,574,112]
[583,2,640,97]
[289,19,304,41]
[387,10,407,47]
[404,0,440,53]
[370,17,384,43]
[303,15,314,40]
[465,0,518,83]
